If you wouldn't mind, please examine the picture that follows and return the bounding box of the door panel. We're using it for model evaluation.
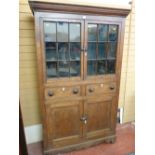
[87,101,111,132]
[46,101,83,147]
[84,96,117,139]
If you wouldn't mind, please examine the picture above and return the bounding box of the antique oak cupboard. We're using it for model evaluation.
[29,1,130,154]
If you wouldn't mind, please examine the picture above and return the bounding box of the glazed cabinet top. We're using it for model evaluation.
[29,0,130,86]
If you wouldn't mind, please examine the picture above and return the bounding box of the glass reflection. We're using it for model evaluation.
[98,43,106,59]
[70,43,81,60]
[88,43,96,60]
[58,61,70,77]
[45,42,57,61]
[109,25,118,41]
[97,60,106,74]
[57,22,68,42]
[70,61,80,76]
[70,23,80,42]
[107,60,115,73]
[107,42,117,58]
[58,43,69,61]
[44,22,56,42]
[98,24,108,41]
[88,24,97,41]
[46,62,57,78]
[87,61,96,75]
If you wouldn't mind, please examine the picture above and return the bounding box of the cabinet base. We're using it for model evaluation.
[44,135,116,155]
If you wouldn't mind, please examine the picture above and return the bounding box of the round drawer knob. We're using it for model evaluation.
[109,86,115,90]
[48,91,54,97]
[89,87,94,93]
[73,88,79,94]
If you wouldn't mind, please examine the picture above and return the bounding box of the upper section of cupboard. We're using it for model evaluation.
[29,0,130,83]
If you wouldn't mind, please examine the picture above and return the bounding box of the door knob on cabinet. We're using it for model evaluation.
[72,88,79,94]
[80,115,88,122]
[48,91,54,97]
[88,87,95,93]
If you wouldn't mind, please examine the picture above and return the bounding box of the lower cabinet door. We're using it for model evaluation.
[45,100,83,148]
[84,96,117,139]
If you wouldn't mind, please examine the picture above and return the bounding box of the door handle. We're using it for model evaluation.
[81,47,87,51]
[80,115,88,121]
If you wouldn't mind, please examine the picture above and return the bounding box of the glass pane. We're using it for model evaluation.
[87,61,96,75]
[57,22,68,42]
[98,43,106,59]
[44,22,56,42]
[107,60,115,73]
[88,43,96,60]
[58,61,70,77]
[46,62,57,78]
[70,61,80,76]
[97,60,106,74]
[58,43,69,61]
[107,42,117,58]
[109,25,118,41]
[88,24,97,41]
[70,43,81,60]
[45,42,57,61]
[70,23,80,42]
[98,24,108,41]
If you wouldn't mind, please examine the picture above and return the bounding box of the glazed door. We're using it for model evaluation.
[84,20,119,79]
[42,18,84,82]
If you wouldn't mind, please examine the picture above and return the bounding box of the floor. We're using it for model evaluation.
[27,123,135,155]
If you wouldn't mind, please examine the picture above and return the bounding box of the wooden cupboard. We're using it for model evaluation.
[29,1,130,154]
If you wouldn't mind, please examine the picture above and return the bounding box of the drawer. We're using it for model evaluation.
[86,83,116,96]
[45,86,81,100]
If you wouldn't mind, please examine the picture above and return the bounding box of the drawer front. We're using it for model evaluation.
[86,83,116,96]
[45,86,81,100]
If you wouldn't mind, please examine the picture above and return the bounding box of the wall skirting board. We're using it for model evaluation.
[24,124,43,144]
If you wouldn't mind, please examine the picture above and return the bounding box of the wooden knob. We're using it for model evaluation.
[89,87,94,93]
[109,86,115,90]
[48,91,54,97]
[73,88,79,94]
